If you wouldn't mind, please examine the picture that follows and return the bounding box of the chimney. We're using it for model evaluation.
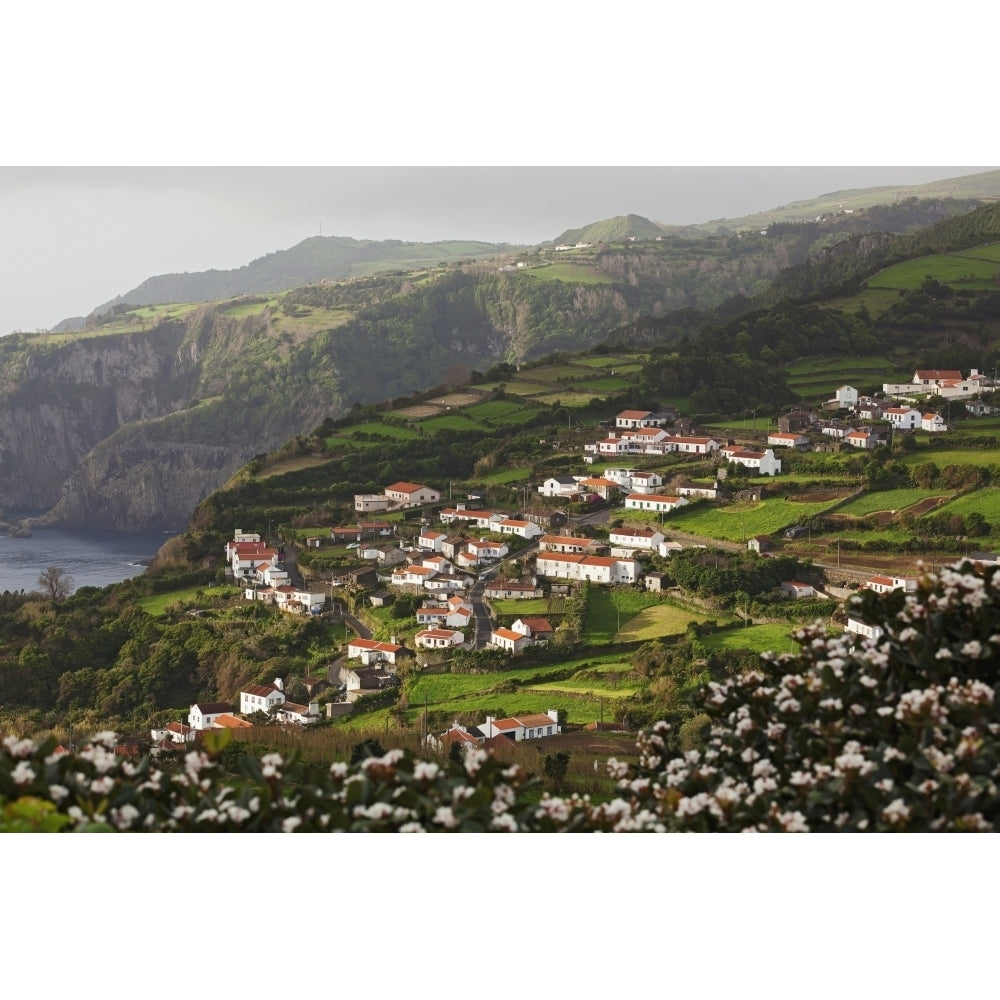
[274,677,284,691]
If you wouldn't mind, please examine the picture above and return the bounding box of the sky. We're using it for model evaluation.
[2,5,996,337]
[2,165,995,334]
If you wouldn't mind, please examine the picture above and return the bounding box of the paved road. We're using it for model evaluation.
[468,539,540,648]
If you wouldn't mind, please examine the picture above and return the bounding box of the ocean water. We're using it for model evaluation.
[0,528,172,594]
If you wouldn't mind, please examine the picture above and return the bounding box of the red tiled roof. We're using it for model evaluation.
[386,481,431,494]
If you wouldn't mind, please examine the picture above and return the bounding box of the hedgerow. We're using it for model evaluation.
[4,559,1000,832]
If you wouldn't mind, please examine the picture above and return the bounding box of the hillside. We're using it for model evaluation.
[685,167,1000,233]
[6,194,1000,533]
[79,235,512,324]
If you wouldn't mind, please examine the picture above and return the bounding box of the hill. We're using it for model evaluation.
[78,235,512,325]
[550,214,667,246]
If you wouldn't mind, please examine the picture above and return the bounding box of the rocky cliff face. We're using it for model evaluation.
[0,314,334,532]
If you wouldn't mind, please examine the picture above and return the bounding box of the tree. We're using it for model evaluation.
[37,566,74,602]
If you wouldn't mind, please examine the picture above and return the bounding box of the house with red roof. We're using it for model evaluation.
[384,481,441,506]
[489,627,532,654]
[415,627,465,649]
[480,710,561,741]
[240,679,286,715]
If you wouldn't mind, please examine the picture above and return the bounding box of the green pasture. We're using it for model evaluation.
[219,298,278,318]
[930,488,1000,522]
[898,447,1000,468]
[574,376,632,392]
[417,413,486,433]
[492,598,563,616]
[661,497,843,541]
[533,392,606,407]
[137,585,240,617]
[869,246,1000,290]
[463,400,528,421]
[530,364,602,380]
[583,588,667,643]
[835,488,945,516]
[332,422,422,441]
[618,600,720,641]
[476,466,533,485]
[955,244,1000,263]
[700,622,805,656]
[521,263,614,284]
[529,675,642,700]
[571,355,647,369]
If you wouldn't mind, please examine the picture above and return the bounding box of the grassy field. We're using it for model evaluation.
[583,589,669,643]
[930,488,1000,522]
[137,585,241,617]
[521,264,614,284]
[700,622,806,655]
[618,601,720,641]
[492,598,564,616]
[835,488,945,516]
[658,497,843,541]
[416,413,485,433]
[329,421,422,442]
[869,246,1000,290]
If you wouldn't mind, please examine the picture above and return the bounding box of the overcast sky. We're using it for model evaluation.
[2,6,996,336]
[2,165,994,335]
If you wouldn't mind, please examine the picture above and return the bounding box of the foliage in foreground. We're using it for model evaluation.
[3,559,1000,831]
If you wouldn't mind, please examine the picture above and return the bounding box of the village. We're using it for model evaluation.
[142,366,1000,754]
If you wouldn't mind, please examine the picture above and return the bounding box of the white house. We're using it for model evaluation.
[355,494,391,513]
[275,701,321,726]
[846,617,884,642]
[496,518,543,539]
[489,627,532,654]
[721,447,782,476]
[864,574,919,595]
[845,429,876,450]
[240,679,286,715]
[539,534,595,554]
[615,409,664,429]
[537,476,580,498]
[535,552,640,584]
[623,493,689,513]
[883,407,921,430]
[608,527,664,552]
[780,581,815,599]
[439,506,506,529]
[664,436,721,455]
[768,431,810,449]
[836,385,859,409]
[347,638,408,665]
[415,627,465,649]
[391,565,438,589]
[512,617,554,643]
[921,412,947,433]
[480,710,561,741]
[418,528,447,551]
[384,481,441,506]
[188,702,231,730]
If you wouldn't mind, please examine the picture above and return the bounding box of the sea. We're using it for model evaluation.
[0,528,172,594]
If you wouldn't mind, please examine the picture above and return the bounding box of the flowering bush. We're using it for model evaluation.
[3,560,999,832]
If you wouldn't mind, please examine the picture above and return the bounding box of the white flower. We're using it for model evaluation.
[3,737,36,758]
[882,798,911,826]
[11,761,36,786]
[413,760,440,782]
[492,813,518,832]
[433,806,459,829]
[329,761,348,779]
[961,640,983,658]
[49,784,69,802]
[399,822,426,832]
[282,815,302,833]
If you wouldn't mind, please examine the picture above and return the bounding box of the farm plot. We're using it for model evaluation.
[393,404,445,418]
[700,623,806,656]
[869,247,1000,290]
[835,488,945,517]
[658,497,843,541]
[927,488,1000,523]
[418,413,486,433]
[618,601,719,642]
